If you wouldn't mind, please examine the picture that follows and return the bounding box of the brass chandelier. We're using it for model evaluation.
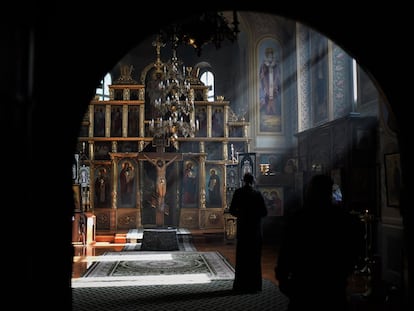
[148,35,199,150]
[148,11,239,151]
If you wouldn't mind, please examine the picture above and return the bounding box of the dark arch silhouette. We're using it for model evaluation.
[5,3,411,310]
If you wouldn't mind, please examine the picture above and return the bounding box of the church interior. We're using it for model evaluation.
[5,4,411,311]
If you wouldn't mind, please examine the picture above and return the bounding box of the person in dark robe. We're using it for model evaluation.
[229,172,268,293]
[275,174,360,310]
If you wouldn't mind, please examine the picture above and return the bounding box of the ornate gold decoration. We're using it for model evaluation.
[148,35,199,150]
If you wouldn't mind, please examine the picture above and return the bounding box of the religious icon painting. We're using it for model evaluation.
[205,164,224,208]
[257,37,283,133]
[94,142,111,160]
[111,106,122,137]
[195,106,207,137]
[79,165,90,188]
[238,152,256,179]
[259,186,284,216]
[182,159,199,208]
[127,105,140,137]
[205,142,222,160]
[93,164,111,209]
[212,107,224,137]
[93,104,106,137]
[226,164,239,190]
[310,30,329,125]
[118,159,137,208]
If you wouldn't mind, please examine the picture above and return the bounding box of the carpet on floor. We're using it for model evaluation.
[72,279,289,311]
[72,251,234,288]
[122,228,196,251]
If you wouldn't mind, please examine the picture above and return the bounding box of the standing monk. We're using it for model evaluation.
[229,172,268,293]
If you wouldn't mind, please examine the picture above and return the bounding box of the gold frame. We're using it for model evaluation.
[257,37,283,134]
[205,163,224,208]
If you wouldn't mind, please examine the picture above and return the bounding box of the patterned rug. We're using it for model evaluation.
[72,279,289,311]
[72,251,234,288]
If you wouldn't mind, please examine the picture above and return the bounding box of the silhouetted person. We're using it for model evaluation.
[229,172,268,293]
[275,174,359,310]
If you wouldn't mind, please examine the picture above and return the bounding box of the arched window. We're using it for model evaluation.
[200,70,215,102]
[95,72,112,101]
[352,59,358,110]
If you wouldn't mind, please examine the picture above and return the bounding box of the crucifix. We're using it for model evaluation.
[140,152,182,227]
[152,35,166,76]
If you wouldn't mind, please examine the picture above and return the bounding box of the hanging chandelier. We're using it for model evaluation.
[148,35,199,150]
[158,11,239,56]
[148,11,238,150]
